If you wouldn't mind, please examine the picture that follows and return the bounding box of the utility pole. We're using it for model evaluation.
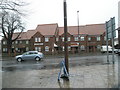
[77,11,80,53]
[64,0,69,73]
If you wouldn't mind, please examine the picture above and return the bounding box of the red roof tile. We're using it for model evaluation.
[59,24,106,35]
[36,23,58,36]
[12,29,36,40]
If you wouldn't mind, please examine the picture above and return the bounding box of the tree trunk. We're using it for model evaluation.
[7,40,12,56]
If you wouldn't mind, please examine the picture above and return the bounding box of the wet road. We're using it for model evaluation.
[2,54,120,71]
[1,54,120,88]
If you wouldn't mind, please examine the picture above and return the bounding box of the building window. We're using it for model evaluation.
[45,46,49,51]
[88,37,91,41]
[74,37,78,41]
[56,37,59,41]
[81,37,84,41]
[3,41,6,45]
[35,47,41,51]
[68,46,71,51]
[97,45,101,50]
[20,41,22,44]
[26,47,29,51]
[68,37,71,41]
[81,45,85,50]
[45,37,49,42]
[15,41,18,44]
[62,46,64,51]
[26,40,29,44]
[35,37,41,42]
[97,36,101,41]
[62,37,64,42]
[104,36,106,41]
[3,48,7,52]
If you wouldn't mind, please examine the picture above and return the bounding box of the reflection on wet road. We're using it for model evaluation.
[1,54,120,88]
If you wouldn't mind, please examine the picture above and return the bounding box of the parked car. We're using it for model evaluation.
[116,49,120,55]
[101,45,117,53]
[15,51,44,62]
[101,45,112,53]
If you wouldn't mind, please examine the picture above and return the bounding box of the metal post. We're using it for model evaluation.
[106,21,109,63]
[111,17,115,64]
[77,11,80,53]
[63,0,69,73]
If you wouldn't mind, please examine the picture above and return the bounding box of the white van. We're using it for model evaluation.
[101,45,112,53]
[101,45,118,53]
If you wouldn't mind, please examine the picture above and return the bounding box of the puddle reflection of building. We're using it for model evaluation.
[58,79,70,88]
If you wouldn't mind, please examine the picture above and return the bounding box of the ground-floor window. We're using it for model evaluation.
[81,45,85,50]
[3,48,7,52]
[45,46,49,51]
[26,47,29,51]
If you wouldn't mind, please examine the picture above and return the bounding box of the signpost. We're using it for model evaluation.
[64,0,69,74]
[105,17,116,64]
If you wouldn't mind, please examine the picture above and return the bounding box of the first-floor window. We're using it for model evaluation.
[97,36,101,41]
[88,37,91,41]
[35,47,41,51]
[45,37,49,42]
[81,37,84,41]
[45,46,49,51]
[15,41,18,44]
[35,37,41,42]
[74,37,78,41]
[3,48,7,52]
[68,37,71,41]
[26,40,29,44]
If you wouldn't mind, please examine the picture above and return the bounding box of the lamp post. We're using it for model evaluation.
[77,11,80,53]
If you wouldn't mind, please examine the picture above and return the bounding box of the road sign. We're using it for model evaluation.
[106,17,116,39]
[105,17,116,64]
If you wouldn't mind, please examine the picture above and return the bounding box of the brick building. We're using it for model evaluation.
[2,23,106,54]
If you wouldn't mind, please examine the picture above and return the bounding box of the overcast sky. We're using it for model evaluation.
[24,0,119,30]
[0,0,119,40]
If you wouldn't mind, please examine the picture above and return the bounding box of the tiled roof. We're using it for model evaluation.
[59,24,106,35]
[12,23,58,40]
[12,29,35,40]
[12,23,106,40]
[36,23,58,36]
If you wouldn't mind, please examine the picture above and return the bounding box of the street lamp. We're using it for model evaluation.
[77,11,80,53]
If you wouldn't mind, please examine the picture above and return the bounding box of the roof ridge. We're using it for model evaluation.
[37,23,58,26]
[85,23,105,26]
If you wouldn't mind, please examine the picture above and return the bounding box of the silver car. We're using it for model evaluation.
[15,51,44,62]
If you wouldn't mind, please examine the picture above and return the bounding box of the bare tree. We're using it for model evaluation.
[0,0,27,55]
[0,0,27,15]
[1,11,25,55]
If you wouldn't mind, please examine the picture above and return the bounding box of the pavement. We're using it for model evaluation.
[2,61,119,88]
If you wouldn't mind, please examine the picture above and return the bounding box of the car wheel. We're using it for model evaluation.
[35,57,40,61]
[17,58,22,62]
